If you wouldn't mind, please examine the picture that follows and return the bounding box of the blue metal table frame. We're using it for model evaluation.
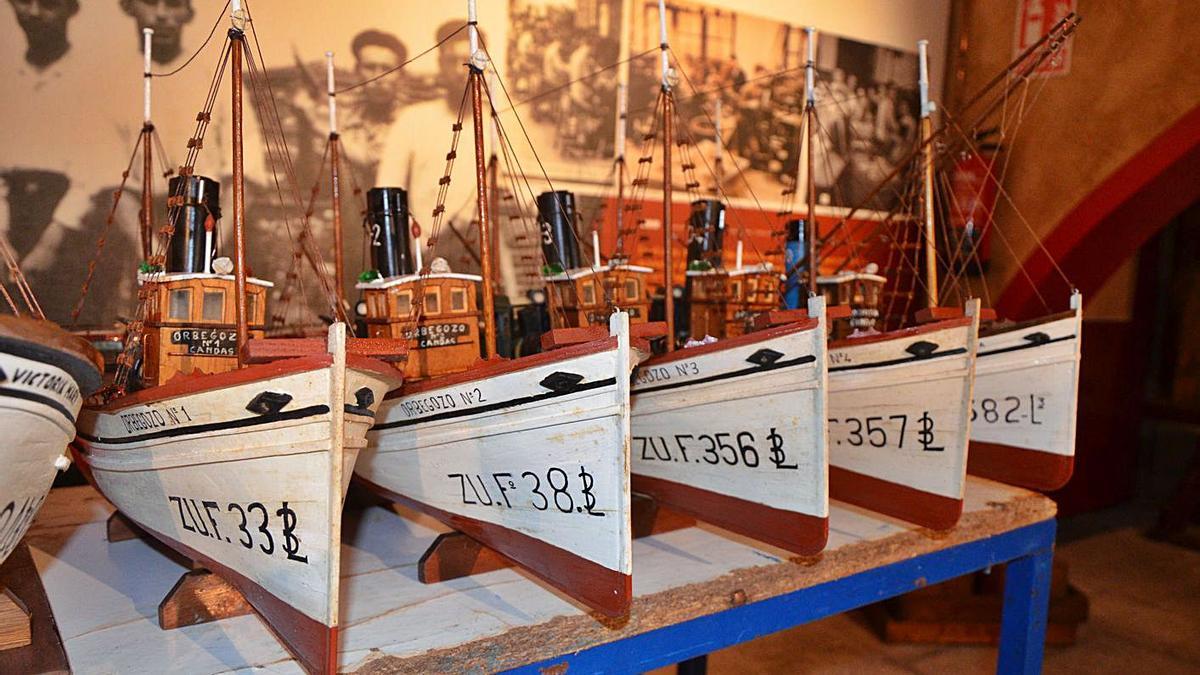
[506,518,1056,675]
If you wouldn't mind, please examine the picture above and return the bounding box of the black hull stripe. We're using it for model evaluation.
[0,387,76,424]
[78,404,332,445]
[372,377,617,431]
[829,347,968,373]
[977,334,1075,358]
[633,354,817,396]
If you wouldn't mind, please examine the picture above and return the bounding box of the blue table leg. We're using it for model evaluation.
[996,543,1054,674]
[675,654,707,675]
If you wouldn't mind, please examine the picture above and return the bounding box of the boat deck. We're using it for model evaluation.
[21,478,1055,674]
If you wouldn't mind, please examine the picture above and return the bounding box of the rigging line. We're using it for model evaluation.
[405,76,471,332]
[478,37,614,308]
[667,48,777,263]
[616,90,662,261]
[113,38,232,393]
[486,75,614,315]
[241,16,345,323]
[669,96,785,303]
[334,23,467,94]
[497,47,659,113]
[274,137,331,325]
[940,101,1070,294]
[817,23,1077,256]
[0,237,41,318]
[70,133,144,327]
[150,0,231,77]
[938,71,1053,297]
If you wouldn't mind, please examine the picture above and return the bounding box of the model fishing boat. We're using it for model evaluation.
[72,6,404,672]
[537,3,829,555]
[755,28,980,531]
[355,2,639,617]
[815,20,1083,494]
[0,242,103,647]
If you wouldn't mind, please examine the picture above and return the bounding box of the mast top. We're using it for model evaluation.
[142,28,153,124]
[657,0,671,89]
[230,0,246,32]
[467,0,487,70]
[615,81,627,161]
[804,26,816,106]
[918,39,934,118]
[325,51,338,135]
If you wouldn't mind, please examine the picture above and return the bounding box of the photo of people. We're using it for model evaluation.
[506,0,624,183]
[626,0,919,212]
[6,0,79,69]
[120,0,195,64]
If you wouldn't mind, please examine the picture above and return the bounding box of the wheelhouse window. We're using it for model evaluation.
[624,278,639,301]
[393,291,412,317]
[168,288,192,320]
[423,289,440,314]
[450,287,468,312]
[202,290,225,322]
[580,281,596,305]
[731,281,742,300]
[247,292,259,323]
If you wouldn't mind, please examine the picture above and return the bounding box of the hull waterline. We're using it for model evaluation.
[74,325,400,674]
[358,313,638,616]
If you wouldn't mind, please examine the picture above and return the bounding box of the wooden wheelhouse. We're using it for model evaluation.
[543,263,654,329]
[358,270,482,381]
[140,271,271,386]
[816,268,887,339]
[686,263,781,339]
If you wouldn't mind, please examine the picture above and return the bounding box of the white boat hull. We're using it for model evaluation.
[0,349,86,565]
[358,313,637,615]
[968,296,1083,490]
[74,325,398,674]
[827,311,979,530]
[630,297,828,555]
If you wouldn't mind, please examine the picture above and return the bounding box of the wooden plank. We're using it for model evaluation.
[0,544,68,673]
[26,477,1055,673]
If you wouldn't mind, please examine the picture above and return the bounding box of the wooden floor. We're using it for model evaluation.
[20,479,1055,674]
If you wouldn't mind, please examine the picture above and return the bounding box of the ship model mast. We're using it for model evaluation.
[326,51,347,309]
[657,0,675,350]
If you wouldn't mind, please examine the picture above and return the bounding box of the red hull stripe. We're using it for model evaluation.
[967,441,1075,492]
[829,466,963,531]
[354,476,632,617]
[631,474,828,556]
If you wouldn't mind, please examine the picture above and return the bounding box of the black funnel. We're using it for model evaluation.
[165,175,221,274]
[536,190,581,271]
[366,187,414,277]
[687,199,726,267]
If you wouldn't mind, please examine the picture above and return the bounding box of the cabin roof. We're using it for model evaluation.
[355,271,483,290]
[542,263,655,281]
[137,272,275,288]
[817,271,888,285]
[685,263,779,278]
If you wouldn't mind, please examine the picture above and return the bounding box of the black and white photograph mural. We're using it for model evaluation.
[626,0,919,211]
[505,0,624,183]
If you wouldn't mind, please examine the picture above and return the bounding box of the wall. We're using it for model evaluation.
[947,0,1200,320]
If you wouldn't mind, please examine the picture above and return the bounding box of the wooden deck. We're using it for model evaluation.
[19,478,1055,674]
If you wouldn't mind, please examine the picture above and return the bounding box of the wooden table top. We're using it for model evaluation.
[24,478,1055,674]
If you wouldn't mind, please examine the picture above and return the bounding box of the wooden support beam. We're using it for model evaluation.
[418,494,695,585]
[158,569,253,630]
